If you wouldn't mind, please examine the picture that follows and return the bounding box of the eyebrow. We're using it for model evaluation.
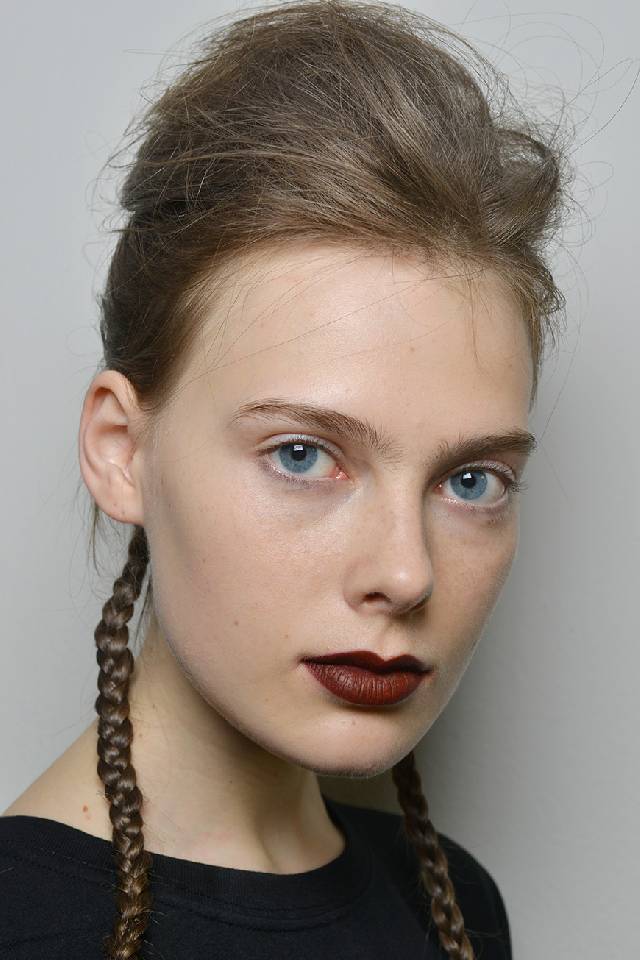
[228,398,537,473]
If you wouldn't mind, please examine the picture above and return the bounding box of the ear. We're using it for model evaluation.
[78,370,147,526]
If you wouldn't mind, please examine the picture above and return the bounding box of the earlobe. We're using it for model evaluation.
[77,370,145,526]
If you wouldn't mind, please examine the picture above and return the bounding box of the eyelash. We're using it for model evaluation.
[258,434,528,513]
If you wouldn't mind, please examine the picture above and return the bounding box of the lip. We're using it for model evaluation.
[303,661,433,706]
[301,649,430,673]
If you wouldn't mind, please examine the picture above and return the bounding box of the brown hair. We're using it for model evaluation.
[84,1,574,957]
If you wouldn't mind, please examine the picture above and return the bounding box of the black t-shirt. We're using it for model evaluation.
[0,794,511,958]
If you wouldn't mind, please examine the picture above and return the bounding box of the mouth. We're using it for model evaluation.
[301,655,433,706]
[301,649,430,674]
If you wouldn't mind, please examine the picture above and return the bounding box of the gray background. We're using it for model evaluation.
[1,1,638,956]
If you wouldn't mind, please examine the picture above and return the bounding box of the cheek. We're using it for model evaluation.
[429,514,518,685]
[143,459,317,671]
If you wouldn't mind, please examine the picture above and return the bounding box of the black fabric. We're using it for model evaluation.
[0,794,511,959]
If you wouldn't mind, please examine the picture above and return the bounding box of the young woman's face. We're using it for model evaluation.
[137,242,534,777]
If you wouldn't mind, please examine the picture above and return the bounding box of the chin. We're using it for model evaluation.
[305,749,407,781]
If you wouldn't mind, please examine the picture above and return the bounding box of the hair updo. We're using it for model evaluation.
[85,2,574,957]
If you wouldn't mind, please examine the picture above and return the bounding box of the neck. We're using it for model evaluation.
[109,615,343,872]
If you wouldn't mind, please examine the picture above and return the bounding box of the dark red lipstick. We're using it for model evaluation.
[301,650,433,706]
[303,649,429,672]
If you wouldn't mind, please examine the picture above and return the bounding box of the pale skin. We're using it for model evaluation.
[3,241,535,874]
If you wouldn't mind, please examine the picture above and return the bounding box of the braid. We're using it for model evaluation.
[94,524,154,960]
[392,750,475,960]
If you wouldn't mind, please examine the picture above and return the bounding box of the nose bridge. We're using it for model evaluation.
[357,475,435,606]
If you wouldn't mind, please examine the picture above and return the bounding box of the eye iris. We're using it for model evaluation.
[279,442,318,474]
[451,470,488,501]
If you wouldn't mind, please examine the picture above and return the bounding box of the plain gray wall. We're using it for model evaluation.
[1,1,638,956]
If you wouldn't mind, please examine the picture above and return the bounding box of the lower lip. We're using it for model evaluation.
[303,662,432,706]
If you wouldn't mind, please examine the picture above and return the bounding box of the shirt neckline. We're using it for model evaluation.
[0,794,373,916]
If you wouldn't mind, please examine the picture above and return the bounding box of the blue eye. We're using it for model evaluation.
[259,436,525,508]
[277,442,320,474]
[446,469,493,503]
[442,468,526,510]
[265,440,337,482]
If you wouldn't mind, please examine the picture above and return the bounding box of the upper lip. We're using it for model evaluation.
[303,650,431,673]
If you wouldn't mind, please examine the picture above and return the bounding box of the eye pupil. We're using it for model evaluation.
[460,471,476,488]
[291,444,306,461]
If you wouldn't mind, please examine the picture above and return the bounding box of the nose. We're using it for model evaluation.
[347,492,435,617]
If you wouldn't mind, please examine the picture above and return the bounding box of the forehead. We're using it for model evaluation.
[190,241,532,427]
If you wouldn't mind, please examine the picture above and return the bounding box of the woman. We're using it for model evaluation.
[0,1,573,957]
